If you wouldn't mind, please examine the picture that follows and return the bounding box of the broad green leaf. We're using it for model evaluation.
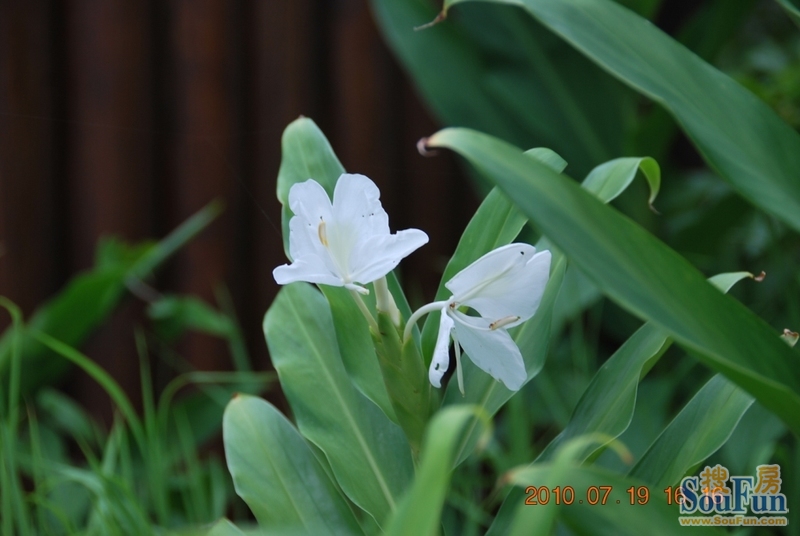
[222,395,362,534]
[263,283,413,526]
[630,374,754,488]
[372,0,628,178]
[426,128,800,435]
[503,464,720,536]
[539,323,670,464]
[0,202,221,393]
[322,288,396,422]
[384,406,490,536]
[442,0,800,233]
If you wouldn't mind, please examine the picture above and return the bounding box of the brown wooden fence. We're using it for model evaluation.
[0,0,479,419]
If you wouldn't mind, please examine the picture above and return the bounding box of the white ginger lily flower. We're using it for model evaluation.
[273,174,428,294]
[406,243,551,392]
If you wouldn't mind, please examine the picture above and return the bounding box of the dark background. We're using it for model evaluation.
[0,0,483,420]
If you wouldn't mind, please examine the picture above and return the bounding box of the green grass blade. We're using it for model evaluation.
[0,202,221,393]
[34,332,146,453]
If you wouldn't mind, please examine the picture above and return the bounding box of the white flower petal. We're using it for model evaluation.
[428,307,454,388]
[276,174,427,290]
[287,212,340,276]
[445,244,550,326]
[332,174,390,238]
[349,228,429,284]
[452,319,527,391]
[273,257,343,287]
[288,179,333,226]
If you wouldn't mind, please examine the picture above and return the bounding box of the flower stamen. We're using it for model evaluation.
[489,316,520,330]
[318,220,328,247]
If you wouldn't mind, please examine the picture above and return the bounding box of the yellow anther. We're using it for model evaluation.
[489,315,520,330]
[318,220,328,247]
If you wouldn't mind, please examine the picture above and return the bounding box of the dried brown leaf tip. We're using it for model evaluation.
[414,10,447,31]
[781,329,799,348]
[417,137,438,156]
[754,271,766,282]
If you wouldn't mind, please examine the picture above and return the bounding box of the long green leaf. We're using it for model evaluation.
[425,128,800,435]
[441,0,800,233]
[372,0,629,178]
[223,395,362,534]
[630,374,754,488]
[34,332,146,453]
[263,283,413,526]
[540,272,751,463]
